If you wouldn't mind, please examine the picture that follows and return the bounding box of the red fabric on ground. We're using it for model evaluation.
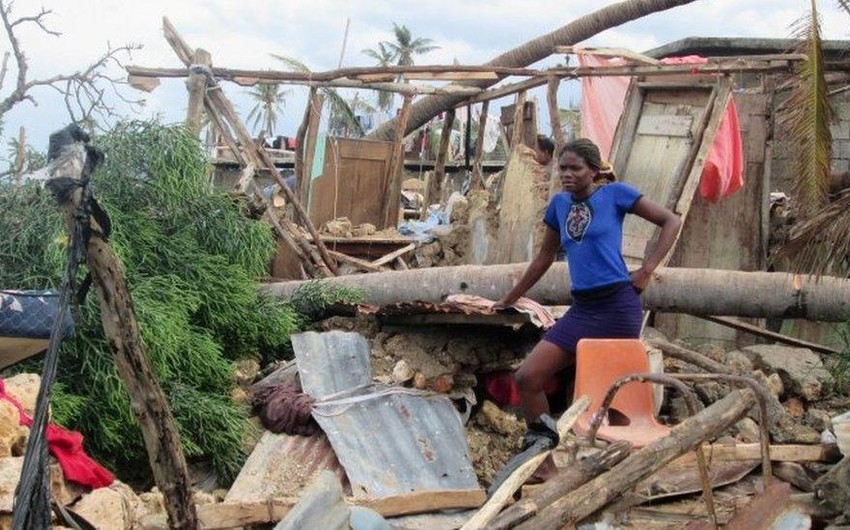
[0,379,114,489]
[484,370,561,408]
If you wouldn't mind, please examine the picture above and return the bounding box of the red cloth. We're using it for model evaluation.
[0,379,114,489]
[484,370,561,408]
[578,52,744,202]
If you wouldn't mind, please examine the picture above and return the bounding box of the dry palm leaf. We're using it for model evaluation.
[776,190,850,277]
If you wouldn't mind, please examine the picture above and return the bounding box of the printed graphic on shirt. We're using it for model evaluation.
[566,201,592,243]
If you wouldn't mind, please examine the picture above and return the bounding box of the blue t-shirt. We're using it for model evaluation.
[543,182,642,292]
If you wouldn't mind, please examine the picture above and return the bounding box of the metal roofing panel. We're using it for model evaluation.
[312,388,478,499]
[291,331,372,400]
[292,330,479,500]
[225,431,348,502]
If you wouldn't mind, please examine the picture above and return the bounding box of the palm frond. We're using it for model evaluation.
[270,54,311,74]
[324,88,364,136]
[775,191,850,277]
[781,0,832,218]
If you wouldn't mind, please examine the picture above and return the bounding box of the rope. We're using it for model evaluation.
[13,128,102,530]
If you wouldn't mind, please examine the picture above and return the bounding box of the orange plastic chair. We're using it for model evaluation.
[572,338,670,448]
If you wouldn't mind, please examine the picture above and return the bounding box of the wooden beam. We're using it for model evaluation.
[185,49,211,136]
[383,94,413,228]
[673,443,840,465]
[469,101,489,191]
[490,442,632,530]
[463,77,549,106]
[49,143,198,529]
[510,91,527,149]
[301,90,324,208]
[294,87,314,208]
[692,315,841,354]
[162,18,338,276]
[517,389,757,530]
[327,250,392,273]
[370,243,416,268]
[547,77,564,152]
[404,71,500,81]
[555,45,660,65]
[140,489,487,529]
[424,109,455,218]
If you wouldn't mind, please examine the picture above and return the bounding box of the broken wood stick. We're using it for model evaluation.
[327,250,392,273]
[140,489,486,529]
[554,45,660,65]
[647,338,735,375]
[673,443,840,464]
[49,142,198,529]
[461,396,590,530]
[469,100,489,191]
[516,388,757,530]
[692,315,841,354]
[490,441,631,530]
[371,243,416,268]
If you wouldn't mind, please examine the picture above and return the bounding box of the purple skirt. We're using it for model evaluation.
[543,282,642,354]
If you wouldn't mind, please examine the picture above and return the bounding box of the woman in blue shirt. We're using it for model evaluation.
[497,138,681,480]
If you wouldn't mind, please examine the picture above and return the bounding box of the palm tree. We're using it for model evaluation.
[362,42,396,113]
[367,0,698,142]
[245,83,289,136]
[384,23,439,67]
[775,0,849,277]
[271,54,365,137]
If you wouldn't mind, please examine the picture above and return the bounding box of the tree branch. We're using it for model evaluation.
[0,0,143,127]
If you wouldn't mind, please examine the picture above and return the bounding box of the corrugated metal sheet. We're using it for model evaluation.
[291,331,372,400]
[225,431,348,502]
[292,331,479,500]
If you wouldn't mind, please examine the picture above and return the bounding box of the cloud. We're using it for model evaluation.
[2,0,850,153]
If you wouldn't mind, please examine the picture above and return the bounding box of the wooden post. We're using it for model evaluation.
[470,101,489,191]
[383,94,413,228]
[162,18,338,275]
[301,90,324,209]
[293,88,313,204]
[186,49,211,137]
[517,389,756,530]
[424,108,454,218]
[49,145,198,529]
[510,91,527,149]
[547,76,564,152]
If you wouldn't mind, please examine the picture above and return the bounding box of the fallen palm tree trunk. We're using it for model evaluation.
[368,0,698,141]
[516,388,757,530]
[264,264,850,321]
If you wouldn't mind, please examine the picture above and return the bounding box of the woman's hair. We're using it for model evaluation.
[560,138,618,182]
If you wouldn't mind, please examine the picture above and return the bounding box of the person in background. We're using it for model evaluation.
[534,134,555,166]
[497,138,681,481]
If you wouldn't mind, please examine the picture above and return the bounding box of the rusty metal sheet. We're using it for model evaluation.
[225,431,348,502]
[312,388,478,499]
[292,331,479,500]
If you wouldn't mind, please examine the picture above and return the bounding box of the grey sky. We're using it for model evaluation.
[2,0,849,157]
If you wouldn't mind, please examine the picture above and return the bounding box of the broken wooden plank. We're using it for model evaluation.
[692,315,841,354]
[423,109,455,218]
[554,45,660,65]
[328,250,392,273]
[515,389,757,530]
[185,49,211,136]
[672,443,839,464]
[371,243,416,268]
[462,397,590,530]
[382,94,413,228]
[141,489,487,530]
[490,442,631,530]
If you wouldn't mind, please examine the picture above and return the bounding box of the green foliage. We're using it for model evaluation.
[0,121,300,484]
[288,280,365,321]
[831,320,850,393]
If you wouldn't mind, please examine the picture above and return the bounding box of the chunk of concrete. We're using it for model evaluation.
[743,345,833,401]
